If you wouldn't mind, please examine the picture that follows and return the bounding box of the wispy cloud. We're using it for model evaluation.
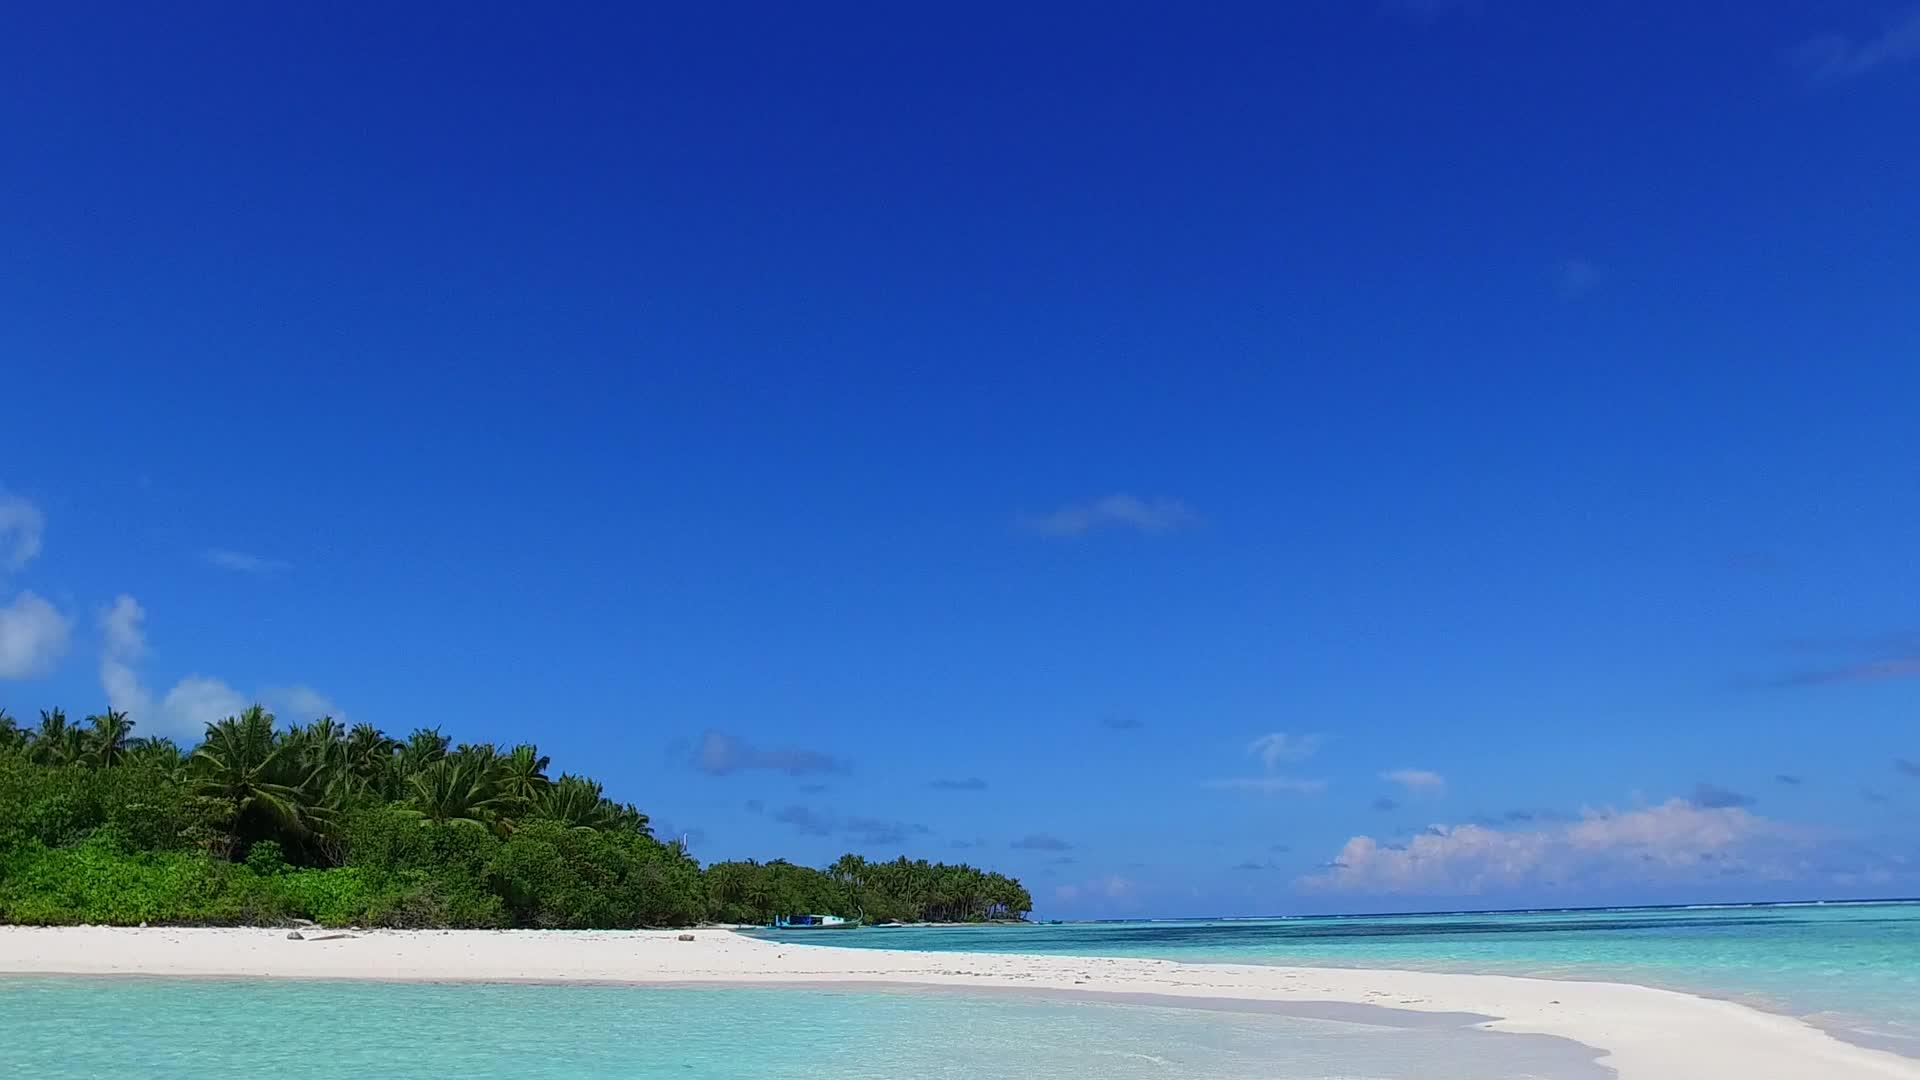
[1248,732,1325,768]
[1210,733,1328,796]
[691,730,847,777]
[1897,759,1920,779]
[1775,774,1804,786]
[1792,7,1920,82]
[0,591,72,679]
[0,494,45,573]
[1472,808,1576,826]
[759,802,930,847]
[1205,776,1329,795]
[1767,631,1920,687]
[1372,796,1399,812]
[1303,798,1805,895]
[930,777,988,791]
[1099,713,1145,731]
[845,816,931,846]
[1011,832,1073,852]
[1777,655,1920,686]
[771,804,836,836]
[1381,768,1446,794]
[203,548,290,575]
[1019,494,1198,538]
[1690,781,1755,809]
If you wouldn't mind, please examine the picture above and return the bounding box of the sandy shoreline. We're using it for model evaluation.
[3,926,1915,1080]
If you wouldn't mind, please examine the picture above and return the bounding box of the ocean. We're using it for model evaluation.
[6,901,1912,1077]
[749,899,1920,1056]
[1,976,1605,1079]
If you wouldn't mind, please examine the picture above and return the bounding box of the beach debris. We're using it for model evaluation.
[286,931,304,940]
[677,933,696,941]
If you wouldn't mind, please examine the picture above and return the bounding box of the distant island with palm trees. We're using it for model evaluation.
[0,705,1032,928]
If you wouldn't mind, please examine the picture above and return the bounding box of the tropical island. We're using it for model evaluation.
[0,705,1033,928]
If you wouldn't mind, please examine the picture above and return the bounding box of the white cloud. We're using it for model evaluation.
[1381,768,1446,794]
[101,594,147,659]
[99,595,155,719]
[267,684,344,721]
[203,548,290,574]
[95,593,328,740]
[1302,799,1800,895]
[1210,733,1328,796]
[0,495,45,573]
[0,591,73,678]
[1793,8,1920,82]
[1204,777,1329,795]
[1248,732,1325,769]
[1019,494,1198,538]
[159,676,248,734]
[692,730,845,776]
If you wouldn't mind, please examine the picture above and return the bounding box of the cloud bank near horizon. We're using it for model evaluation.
[1302,798,1813,896]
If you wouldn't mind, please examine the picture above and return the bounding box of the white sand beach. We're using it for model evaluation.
[1,926,1914,1080]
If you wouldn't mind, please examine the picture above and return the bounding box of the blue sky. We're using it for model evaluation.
[2,2,1917,916]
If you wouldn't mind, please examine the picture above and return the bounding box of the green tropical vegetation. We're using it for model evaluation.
[0,704,1031,928]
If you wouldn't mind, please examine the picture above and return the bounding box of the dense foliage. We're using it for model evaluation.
[0,705,1031,928]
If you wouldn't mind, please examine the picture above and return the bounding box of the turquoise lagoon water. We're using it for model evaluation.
[751,900,1920,1055]
[0,977,1607,1079]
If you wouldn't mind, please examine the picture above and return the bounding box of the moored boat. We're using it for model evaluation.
[769,914,860,929]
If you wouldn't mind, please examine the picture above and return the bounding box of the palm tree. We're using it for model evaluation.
[126,736,185,773]
[28,708,83,766]
[398,727,449,777]
[286,717,347,789]
[302,716,346,760]
[497,743,552,805]
[344,723,401,797]
[188,705,329,853]
[345,723,395,763]
[830,853,869,886]
[83,709,135,767]
[606,800,651,835]
[451,741,503,777]
[0,708,24,752]
[404,757,509,830]
[536,774,616,831]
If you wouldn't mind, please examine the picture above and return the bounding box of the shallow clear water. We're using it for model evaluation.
[0,977,1607,1079]
[750,901,1920,1055]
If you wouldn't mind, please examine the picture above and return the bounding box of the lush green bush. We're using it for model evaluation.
[0,707,1031,928]
[486,819,706,928]
[0,838,240,925]
[0,757,209,854]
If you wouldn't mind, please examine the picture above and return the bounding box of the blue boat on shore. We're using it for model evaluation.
[769,914,859,929]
